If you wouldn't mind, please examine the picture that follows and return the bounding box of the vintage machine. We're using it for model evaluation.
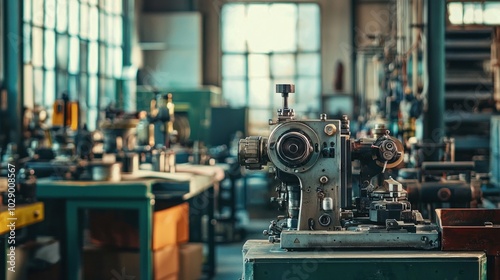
[238,84,439,250]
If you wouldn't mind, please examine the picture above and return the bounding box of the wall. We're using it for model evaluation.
[136,0,353,95]
[199,0,353,95]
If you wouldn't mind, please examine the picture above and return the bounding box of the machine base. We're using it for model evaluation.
[280,228,440,250]
[242,240,487,280]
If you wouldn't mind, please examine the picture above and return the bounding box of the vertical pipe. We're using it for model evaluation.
[412,0,419,96]
[4,0,23,156]
[423,0,445,161]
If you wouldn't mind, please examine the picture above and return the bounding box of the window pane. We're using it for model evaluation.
[107,15,114,44]
[56,35,69,70]
[57,71,68,95]
[33,69,44,105]
[247,5,271,53]
[80,73,88,111]
[113,0,122,14]
[88,75,98,107]
[269,4,297,52]
[222,79,247,107]
[297,53,320,76]
[296,77,321,111]
[270,54,295,77]
[80,42,88,73]
[222,55,246,78]
[24,0,32,22]
[68,0,79,35]
[45,0,56,29]
[99,44,106,74]
[89,6,99,41]
[249,78,270,108]
[32,27,43,67]
[100,11,107,42]
[44,71,56,108]
[484,3,500,24]
[68,75,78,100]
[32,0,44,26]
[221,4,246,52]
[44,29,56,69]
[88,108,98,131]
[105,0,114,13]
[448,3,463,25]
[23,24,32,64]
[24,65,34,108]
[56,0,68,32]
[249,109,272,125]
[105,78,116,107]
[298,4,320,51]
[80,2,89,39]
[88,42,99,74]
[114,16,123,45]
[248,54,269,78]
[114,47,123,78]
[69,36,80,74]
[106,47,114,76]
[463,3,475,24]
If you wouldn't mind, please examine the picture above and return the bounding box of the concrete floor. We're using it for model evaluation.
[213,219,272,280]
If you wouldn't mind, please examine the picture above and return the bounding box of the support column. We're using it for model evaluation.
[423,0,445,161]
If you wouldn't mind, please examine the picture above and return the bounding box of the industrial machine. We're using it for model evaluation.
[238,84,438,250]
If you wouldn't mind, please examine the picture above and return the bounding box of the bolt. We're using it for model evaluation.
[319,176,329,184]
[320,114,327,121]
[324,124,337,136]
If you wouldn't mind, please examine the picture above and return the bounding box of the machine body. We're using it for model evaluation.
[238,84,438,250]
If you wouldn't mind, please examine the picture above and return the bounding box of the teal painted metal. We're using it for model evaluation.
[136,86,222,146]
[423,0,445,161]
[38,179,155,280]
[4,0,23,154]
[66,200,153,280]
[242,240,487,280]
[1,233,6,280]
[37,178,157,199]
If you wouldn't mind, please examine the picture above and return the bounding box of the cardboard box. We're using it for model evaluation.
[153,203,189,249]
[178,243,204,280]
[83,244,179,280]
[89,202,189,250]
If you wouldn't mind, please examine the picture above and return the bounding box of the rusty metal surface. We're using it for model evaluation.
[436,209,500,253]
[436,208,500,280]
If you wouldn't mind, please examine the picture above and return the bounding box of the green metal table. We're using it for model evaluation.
[37,168,220,280]
[242,240,488,280]
[37,179,156,280]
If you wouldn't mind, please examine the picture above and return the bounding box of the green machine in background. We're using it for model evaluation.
[136,86,222,146]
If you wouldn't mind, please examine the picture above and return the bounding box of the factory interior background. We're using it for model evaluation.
[0,0,500,279]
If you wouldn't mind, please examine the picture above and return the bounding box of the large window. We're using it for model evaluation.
[23,0,124,130]
[448,1,500,25]
[221,3,321,135]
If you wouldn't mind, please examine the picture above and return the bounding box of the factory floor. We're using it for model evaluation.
[213,219,271,280]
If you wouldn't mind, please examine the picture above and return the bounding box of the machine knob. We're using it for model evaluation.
[276,84,295,96]
[238,136,268,170]
[276,84,295,119]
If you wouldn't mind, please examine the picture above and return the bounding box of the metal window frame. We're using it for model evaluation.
[220,2,323,119]
[22,0,129,130]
